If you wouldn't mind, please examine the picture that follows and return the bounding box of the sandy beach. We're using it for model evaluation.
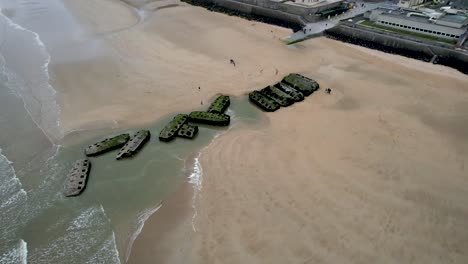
[47,0,468,263]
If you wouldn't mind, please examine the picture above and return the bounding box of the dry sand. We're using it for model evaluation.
[56,0,468,263]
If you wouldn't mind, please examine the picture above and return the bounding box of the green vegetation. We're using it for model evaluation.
[177,124,199,139]
[159,114,188,142]
[248,90,280,112]
[85,134,130,156]
[275,82,304,102]
[207,95,230,113]
[135,130,150,139]
[189,111,230,126]
[359,20,456,45]
[282,73,319,96]
[117,130,151,160]
[260,86,294,106]
[285,37,307,45]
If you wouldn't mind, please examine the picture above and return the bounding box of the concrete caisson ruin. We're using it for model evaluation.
[159,114,189,142]
[207,95,230,114]
[249,73,320,112]
[85,134,130,157]
[282,73,319,96]
[116,130,151,160]
[177,124,199,139]
[64,159,91,197]
[188,111,230,126]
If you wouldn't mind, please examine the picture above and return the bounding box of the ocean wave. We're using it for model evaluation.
[30,204,121,264]
[187,124,236,232]
[0,149,28,243]
[0,240,27,264]
[86,231,121,264]
[125,203,162,262]
[188,154,203,192]
[0,10,62,143]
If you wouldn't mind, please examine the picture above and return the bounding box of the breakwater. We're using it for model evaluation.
[325,23,468,74]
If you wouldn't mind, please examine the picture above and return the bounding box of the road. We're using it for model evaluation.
[285,0,386,43]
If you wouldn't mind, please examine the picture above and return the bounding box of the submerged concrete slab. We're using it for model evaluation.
[116,130,151,160]
[85,134,130,157]
[177,124,199,139]
[64,159,91,197]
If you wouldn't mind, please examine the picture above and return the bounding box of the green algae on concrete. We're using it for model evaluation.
[84,134,130,157]
[248,90,280,112]
[275,82,304,102]
[116,130,151,160]
[159,114,188,142]
[261,86,295,107]
[207,95,230,113]
[64,159,91,197]
[188,111,230,126]
[282,73,319,96]
[177,124,199,139]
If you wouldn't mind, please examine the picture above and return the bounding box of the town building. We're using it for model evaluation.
[449,0,468,10]
[397,0,429,9]
[368,8,468,40]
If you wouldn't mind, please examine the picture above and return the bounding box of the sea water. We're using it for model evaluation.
[1,91,261,264]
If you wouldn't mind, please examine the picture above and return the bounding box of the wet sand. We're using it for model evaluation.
[55,0,468,263]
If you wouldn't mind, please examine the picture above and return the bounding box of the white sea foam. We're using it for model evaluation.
[0,149,28,242]
[125,203,162,262]
[187,130,231,232]
[30,205,121,264]
[0,239,28,264]
[86,231,121,264]
[226,108,236,120]
[188,154,203,191]
[0,10,63,143]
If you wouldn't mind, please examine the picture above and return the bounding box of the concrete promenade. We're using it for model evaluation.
[284,0,382,43]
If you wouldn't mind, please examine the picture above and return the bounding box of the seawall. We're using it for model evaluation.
[324,23,468,74]
[183,0,344,22]
[182,0,306,31]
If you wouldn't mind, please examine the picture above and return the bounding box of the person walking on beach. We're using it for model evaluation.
[198,86,200,91]
[230,59,236,67]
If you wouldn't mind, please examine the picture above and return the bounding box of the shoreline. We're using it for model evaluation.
[4,0,467,262]
[127,177,194,264]
[127,117,257,263]
[0,10,62,144]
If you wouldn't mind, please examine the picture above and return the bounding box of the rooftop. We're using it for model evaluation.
[382,9,434,23]
[438,14,468,24]
[283,0,344,8]
[378,9,468,29]
[450,0,468,10]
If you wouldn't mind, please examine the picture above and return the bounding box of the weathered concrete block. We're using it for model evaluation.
[85,134,130,157]
[275,82,304,102]
[159,114,188,142]
[188,111,230,126]
[177,124,199,139]
[248,90,280,112]
[64,159,91,197]
[116,130,150,160]
[282,73,319,96]
[207,95,230,114]
[261,86,295,106]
